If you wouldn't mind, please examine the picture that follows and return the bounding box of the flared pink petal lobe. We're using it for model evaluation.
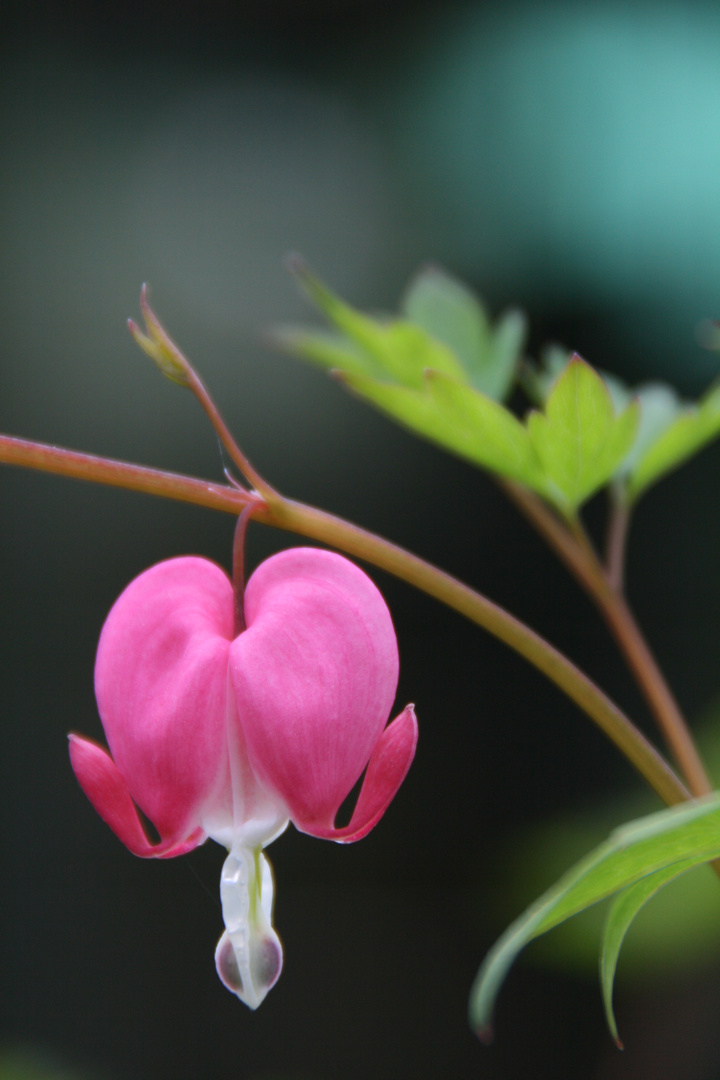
[94,557,234,842]
[295,705,418,843]
[68,735,205,858]
[229,548,399,831]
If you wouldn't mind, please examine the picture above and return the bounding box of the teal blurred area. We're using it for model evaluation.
[3,2,720,1079]
[392,1,720,386]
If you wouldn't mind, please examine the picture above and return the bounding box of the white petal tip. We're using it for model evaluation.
[215,928,283,1010]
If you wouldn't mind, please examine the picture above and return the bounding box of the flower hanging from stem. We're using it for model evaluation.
[69,531,417,1007]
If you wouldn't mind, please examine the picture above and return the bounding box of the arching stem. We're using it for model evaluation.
[500,479,713,797]
[0,432,689,808]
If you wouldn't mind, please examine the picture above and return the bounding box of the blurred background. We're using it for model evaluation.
[3,1,720,1077]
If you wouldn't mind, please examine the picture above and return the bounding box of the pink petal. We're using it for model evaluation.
[94,557,234,843]
[301,704,418,842]
[68,735,205,858]
[230,548,400,833]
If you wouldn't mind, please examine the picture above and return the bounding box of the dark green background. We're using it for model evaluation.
[3,2,720,1078]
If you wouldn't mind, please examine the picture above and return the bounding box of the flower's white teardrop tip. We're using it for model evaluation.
[216,847,283,1009]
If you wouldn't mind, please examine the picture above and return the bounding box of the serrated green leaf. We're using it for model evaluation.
[520,356,683,492]
[600,858,703,1047]
[469,794,720,1041]
[401,267,525,400]
[292,266,465,388]
[628,383,720,500]
[381,321,468,385]
[526,357,639,512]
[401,267,490,377]
[580,366,720,497]
[341,369,546,490]
[284,266,720,513]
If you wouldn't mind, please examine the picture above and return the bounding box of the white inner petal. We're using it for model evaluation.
[215,845,283,1009]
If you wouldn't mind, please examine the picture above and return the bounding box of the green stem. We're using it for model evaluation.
[0,434,252,513]
[502,480,713,797]
[271,499,689,807]
[0,431,688,807]
[184,367,278,501]
[605,489,630,593]
[588,564,713,798]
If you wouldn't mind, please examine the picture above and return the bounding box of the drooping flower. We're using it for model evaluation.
[69,547,417,1008]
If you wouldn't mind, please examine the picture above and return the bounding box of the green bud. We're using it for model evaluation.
[128,285,190,386]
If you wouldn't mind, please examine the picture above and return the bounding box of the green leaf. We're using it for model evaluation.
[520,354,705,499]
[611,383,683,479]
[520,345,573,406]
[581,367,720,498]
[600,858,703,1047]
[489,310,527,399]
[270,327,385,381]
[487,707,720,981]
[485,707,720,987]
[401,266,526,400]
[341,369,546,490]
[290,263,465,389]
[343,354,642,511]
[469,794,720,1042]
[526,357,639,512]
[283,265,720,512]
[628,383,720,500]
[401,267,488,378]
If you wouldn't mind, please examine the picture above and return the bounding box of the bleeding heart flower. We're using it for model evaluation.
[69,547,417,1008]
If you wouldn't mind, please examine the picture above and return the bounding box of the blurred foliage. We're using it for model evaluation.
[277,261,524,398]
[471,791,720,1042]
[487,701,720,983]
[0,1048,87,1080]
[280,264,720,515]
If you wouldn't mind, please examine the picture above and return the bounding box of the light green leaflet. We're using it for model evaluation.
[511,340,720,503]
[526,358,638,512]
[602,372,720,499]
[279,262,527,400]
[400,266,526,401]
[469,794,720,1042]
[277,264,467,391]
[340,369,547,491]
[628,383,720,500]
[344,357,638,515]
[542,357,720,502]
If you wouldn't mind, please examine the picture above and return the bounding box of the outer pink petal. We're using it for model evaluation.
[68,735,205,858]
[94,557,233,845]
[230,548,399,833]
[300,704,418,842]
